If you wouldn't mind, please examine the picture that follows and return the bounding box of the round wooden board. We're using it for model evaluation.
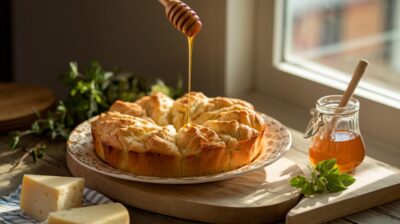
[67,152,302,224]
[0,83,55,122]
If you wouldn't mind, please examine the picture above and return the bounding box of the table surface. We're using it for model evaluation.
[1,129,400,224]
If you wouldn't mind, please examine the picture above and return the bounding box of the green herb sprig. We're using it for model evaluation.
[8,61,182,167]
[290,159,355,196]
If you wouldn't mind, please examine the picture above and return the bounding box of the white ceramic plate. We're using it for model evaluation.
[67,114,292,184]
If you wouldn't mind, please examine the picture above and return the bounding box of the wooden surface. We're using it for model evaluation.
[286,156,400,224]
[0,83,55,131]
[1,130,400,224]
[67,153,302,224]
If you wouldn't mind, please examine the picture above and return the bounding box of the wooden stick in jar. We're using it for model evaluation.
[325,60,368,138]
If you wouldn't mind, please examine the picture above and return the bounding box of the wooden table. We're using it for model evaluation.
[1,129,400,224]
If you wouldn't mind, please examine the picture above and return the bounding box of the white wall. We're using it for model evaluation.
[12,0,226,98]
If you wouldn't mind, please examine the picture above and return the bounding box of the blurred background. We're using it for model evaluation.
[0,0,226,98]
[2,0,400,99]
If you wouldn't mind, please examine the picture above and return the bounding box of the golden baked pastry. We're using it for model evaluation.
[91,92,267,177]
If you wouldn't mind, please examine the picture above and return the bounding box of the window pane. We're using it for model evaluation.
[285,0,400,98]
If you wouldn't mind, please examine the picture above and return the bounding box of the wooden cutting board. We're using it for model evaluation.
[284,132,400,224]
[285,156,400,224]
[0,83,55,132]
[67,153,303,224]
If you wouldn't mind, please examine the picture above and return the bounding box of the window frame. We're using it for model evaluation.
[246,0,400,149]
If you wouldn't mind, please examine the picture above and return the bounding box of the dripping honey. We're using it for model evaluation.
[186,36,194,124]
[309,130,365,173]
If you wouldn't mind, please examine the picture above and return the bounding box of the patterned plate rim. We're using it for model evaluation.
[67,114,292,184]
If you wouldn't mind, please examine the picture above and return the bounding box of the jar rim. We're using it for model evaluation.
[316,95,359,115]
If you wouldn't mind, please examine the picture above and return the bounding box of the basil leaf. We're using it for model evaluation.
[69,62,78,78]
[290,159,356,196]
[290,176,307,188]
[338,173,356,187]
[301,183,314,196]
[326,174,347,192]
[316,159,336,173]
[10,136,19,149]
[316,176,328,192]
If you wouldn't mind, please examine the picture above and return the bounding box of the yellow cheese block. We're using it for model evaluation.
[47,203,130,224]
[20,175,84,222]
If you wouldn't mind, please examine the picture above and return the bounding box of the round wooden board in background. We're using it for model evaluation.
[67,153,302,224]
[0,83,55,132]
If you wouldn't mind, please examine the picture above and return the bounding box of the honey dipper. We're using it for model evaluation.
[325,59,369,138]
[158,0,202,37]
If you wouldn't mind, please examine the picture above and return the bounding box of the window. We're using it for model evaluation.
[283,0,400,107]
[240,0,400,156]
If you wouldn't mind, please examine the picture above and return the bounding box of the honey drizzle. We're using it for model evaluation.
[186,36,194,124]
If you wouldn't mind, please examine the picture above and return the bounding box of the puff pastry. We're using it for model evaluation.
[91,92,267,177]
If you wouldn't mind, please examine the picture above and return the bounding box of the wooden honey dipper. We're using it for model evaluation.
[325,59,369,138]
[158,0,202,37]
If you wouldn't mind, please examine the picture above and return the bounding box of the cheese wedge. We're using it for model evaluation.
[47,203,130,224]
[20,175,84,222]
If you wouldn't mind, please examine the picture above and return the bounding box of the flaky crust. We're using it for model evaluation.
[109,100,146,118]
[169,92,208,130]
[135,92,174,126]
[91,92,267,177]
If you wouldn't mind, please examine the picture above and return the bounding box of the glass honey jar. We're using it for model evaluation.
[305,95,365,173]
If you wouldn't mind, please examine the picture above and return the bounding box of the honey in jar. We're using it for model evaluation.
[306,95,365,173]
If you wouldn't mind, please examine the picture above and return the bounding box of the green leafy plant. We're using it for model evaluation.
[8,61,182,169]
[290,159,356,196]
